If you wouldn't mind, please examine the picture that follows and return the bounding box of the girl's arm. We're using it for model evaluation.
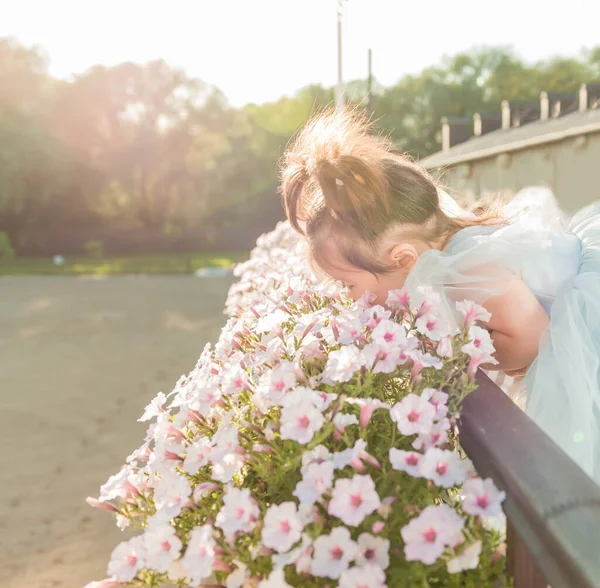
[481,279,549,371]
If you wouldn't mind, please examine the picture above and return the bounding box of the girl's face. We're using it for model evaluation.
[323,260,408,306]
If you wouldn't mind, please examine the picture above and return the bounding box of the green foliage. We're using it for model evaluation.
[0,38,598,252]
[0,231,15,259]
[84,240,104,259]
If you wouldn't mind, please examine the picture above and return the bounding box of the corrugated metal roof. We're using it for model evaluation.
[421,107,600,170]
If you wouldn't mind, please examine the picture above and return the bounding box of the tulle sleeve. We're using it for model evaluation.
[404,224,528,327]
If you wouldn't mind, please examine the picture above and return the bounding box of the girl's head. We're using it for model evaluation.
[280,109,476,304]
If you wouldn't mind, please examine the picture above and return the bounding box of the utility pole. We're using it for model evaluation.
[335,0,347,111]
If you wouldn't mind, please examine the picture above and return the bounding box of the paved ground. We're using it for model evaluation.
[0,275,233,588]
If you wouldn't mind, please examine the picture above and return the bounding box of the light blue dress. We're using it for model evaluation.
[406,189,600,484]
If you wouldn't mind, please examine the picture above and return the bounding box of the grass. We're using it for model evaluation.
[0,251,249,276]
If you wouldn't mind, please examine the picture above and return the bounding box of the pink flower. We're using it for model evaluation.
[346,397,388,428]
[461,478,506,518]
[261,502,303,553]
[153,471,192,520]
[360,343,400,374]
[188,384,222,417]
[415,312,452,341]
[336,316,364,344]
[301,445,333,474]
[192,482,219,503]
[144,524,182,573]
[456,300,491,328]
[138,392,167,422]
[412,418,450,451]
[422,388,449,420]
[182,437,213,475]
[215,487,259,540]
[386,288,410,310]
[322,346,363,384]
[180,525,216,585]
[294,461,335,505]
[389,449,423,478]
[356,533,390,569]
[447,540,482,574]
[255,361,297,408]
[419,448,467,488]
[415,289,441,318]
[258,568,293,588]
[360,306,391,329]
[311,527,358,579]
[339,564,387,588]
[409,350,443,380]
[461,326,497,375]
[333,412,359,431]
[280,400,325,444]
[107,536,146,581]
[328,474,381,526]
[436,335,454,358]
[83,580,122,588]
[221,366,248,396]
[86,497,118,512]
[401,504,465,565]
[371,319,406,346]
[389,394,436,436]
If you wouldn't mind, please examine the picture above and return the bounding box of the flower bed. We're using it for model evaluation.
[87,222,507,588]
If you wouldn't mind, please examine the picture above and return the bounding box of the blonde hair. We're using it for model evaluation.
[280,108,499,274]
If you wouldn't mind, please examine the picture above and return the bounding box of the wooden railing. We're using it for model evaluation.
[458,371,600,588]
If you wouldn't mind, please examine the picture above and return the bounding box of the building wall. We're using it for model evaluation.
[434,131,600,212]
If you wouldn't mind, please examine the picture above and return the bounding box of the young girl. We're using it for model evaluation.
[280,109,600,485]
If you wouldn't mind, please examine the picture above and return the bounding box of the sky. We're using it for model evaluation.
[2,0,599,106]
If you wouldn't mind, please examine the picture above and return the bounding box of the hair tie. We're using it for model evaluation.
[335,179,344,186]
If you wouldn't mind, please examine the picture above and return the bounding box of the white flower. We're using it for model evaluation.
[401,504,465,565]
[255,361,297,408]
[144,523,182,573]
[422,388,449,421]
[271,533,313,571]
[211,452,244,483]
[138,392,167,422]
[334,412,359,430]
[412,418,450,451]
[258,568,293,588]
[215,487,259,540]
[311,527,358,579]
[456,300,491,327]
[322,345,362,384]
[461,478,506,518]
[221,367,248,396]
[339,564,387,587]
[255,308,288,333]
[107,536,146,581]
[420,448,467,488]
[360,305,391,329]
[346,397,388,428]
[188,384,222,416]
[415,312,452,341]
[182,437,213,475]
[436,335,454,357]
[262,502,303,553]
[462,325,495,356]
[356,533,390,569]
[301,445,333,475]
[181,525,216,586]
[389,448,423,478]
[447,540,482,574]
[371,319,406,346]
[211,421,239,462]
[360,343,400,374]
[389,394,436,436]
[333,438,367,470]
[154,470,192,519]
[386,288,410,310]
[328,475,381,526]
[280,400,324,444]
[294,461,334,505]
[226,560,247,588]
[336,316,364,344]
[99,467,135,501]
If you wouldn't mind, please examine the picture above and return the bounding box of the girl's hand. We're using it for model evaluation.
[504,367,528,380]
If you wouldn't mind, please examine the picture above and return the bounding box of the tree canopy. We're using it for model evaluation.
[0,39,598,254]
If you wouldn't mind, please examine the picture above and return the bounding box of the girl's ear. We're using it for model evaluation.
[388,243,418,272]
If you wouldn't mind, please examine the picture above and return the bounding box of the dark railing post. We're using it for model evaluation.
[458,371,600,588]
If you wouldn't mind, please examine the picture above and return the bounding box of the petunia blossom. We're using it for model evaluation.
[328,474,381,526]
[261,502,303,553]
[311,527,358,579]
[180,524,216,586]
[389,394,436,436]
[419,448,467,488]
[461,477,506,518]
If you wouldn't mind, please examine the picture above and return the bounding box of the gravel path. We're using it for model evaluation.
[0,275,233,588]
